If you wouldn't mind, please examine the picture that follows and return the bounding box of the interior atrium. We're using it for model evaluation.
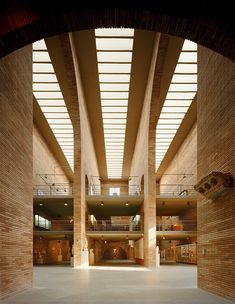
[0,5,234,304]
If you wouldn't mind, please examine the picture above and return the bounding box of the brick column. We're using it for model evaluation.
[143,34,161,268]
[0,46,33,299]
[197,46,235,301]
[144,127,157,267]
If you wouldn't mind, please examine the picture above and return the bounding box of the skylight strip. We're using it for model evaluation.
[96,28,134,178]
[33,39,74,170]
[99,74,130,82]
[155,39,197,170]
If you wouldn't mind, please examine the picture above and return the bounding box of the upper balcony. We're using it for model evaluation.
[33,218,73,238]
[157,183,197,198]
[156,174,197,198]
[33,183,73,198]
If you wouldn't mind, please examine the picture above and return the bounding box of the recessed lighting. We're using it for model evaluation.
[163,236,165,240]
[101,202,104,206]
[39,203,43,206]
[104,241,107,244]
[125,202,129,206]
[64,203,68,206]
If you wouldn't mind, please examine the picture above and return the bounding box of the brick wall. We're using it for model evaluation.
[0,46,33,299]
[33,125,70,185]
[197,46,235,301]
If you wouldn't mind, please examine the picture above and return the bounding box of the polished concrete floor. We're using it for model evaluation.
[1,264,234,304]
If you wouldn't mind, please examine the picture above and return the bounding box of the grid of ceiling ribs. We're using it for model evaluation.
[95,28,135,178]
[155,40,197,170]
[33,40,74,170]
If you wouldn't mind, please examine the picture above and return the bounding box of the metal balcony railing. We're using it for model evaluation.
[87,184,141,196]
[86,221,142,232]
[156,220,197,231]
[33,184,73,196]
[157,184,196,196]
[34,220,73,231]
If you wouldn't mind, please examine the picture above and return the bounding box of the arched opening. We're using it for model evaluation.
[103,245,127,260]
[0,6,235,62]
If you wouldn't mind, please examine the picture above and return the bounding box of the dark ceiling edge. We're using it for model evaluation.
[156,97,197,180]
[33,97,74,182]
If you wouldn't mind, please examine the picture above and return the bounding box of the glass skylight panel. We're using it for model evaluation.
[103,124,126,129]
[101,92,129,99]
[182,40,197,51]
[161,106,189,113]
[99,74,130,83]
[178,52,197,62]
[102,119,126,124]
[101,100,128,106]
[95,28,134,36]
[168,83,197,92]
[166,92,196,100]
[98,63,131,73]
[102,113,127,119]
[37,100,66,107]
[33,73,57,82]
[156,39,197,171]
[41,106,68,112]
[102,106,127,113]
[33,91,63,99]
[96,38,133,50]
[33,39,47,50]
[171,74,197,83]
[100,84,129,91]
[33,39,74,170]
[33,63,54,73]
[97,52,132,62]
[164,100,192,107]
[104,129,126,134]
[33,51,51,62]
[33,83,61,91]
[174,64,197,74]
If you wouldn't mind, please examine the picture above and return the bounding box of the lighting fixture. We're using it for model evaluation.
[39,203,43,206]
[64,203,68,206]
[125,202,129,206]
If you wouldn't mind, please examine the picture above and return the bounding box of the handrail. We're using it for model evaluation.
[86,221,142,232]
[86,184,141,196]
[157,184,196,196]
[34,219,73,231]
[156,219,197,231]
[33,184,73,196]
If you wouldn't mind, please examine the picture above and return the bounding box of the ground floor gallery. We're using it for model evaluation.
[1,265,233,304]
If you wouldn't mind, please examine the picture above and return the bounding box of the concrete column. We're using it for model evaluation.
[0,46,33,299]
[197,46,235,301]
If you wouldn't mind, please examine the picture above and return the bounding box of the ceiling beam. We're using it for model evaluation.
[122,29,156,176]
[33,97,73,182]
